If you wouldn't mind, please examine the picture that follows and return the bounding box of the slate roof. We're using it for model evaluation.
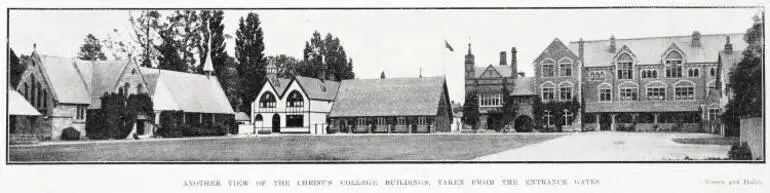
[719,50,744,76]
[474,65,514,78]
[140,67,234,114]
[568,33,745,67]
[8,87,41,116]
[36,55,91,104]
[584,101,703,113]
[266,76,292,97]
[330,77,448,117]
[293,76,340,101]
[510,77,536,96]
[87,60,134,109]
[141,72,161,95]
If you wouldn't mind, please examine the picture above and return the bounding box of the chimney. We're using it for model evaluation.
[609,35,616,53]
[692,31,702,47]
[724,36,733,53]
[578,38,585,60]
[499,51,507,65]
[511,47,518,78]
[318,54,327,80]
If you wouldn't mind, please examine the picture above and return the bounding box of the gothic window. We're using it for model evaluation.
[76,105,86,120]
[590,71,606,81]
[559,59,572,76]
[259,92,276,108]
[665,51,683,78]
[642,70,658,78]
[616,54,633,79]
[287,91,305,108]
[42,89,47,110]
[36,83,42,108]
[123,83,130,95]
[559,82,573,101]
[709,67,716,77]
[688,68,700,77]
[542,60,555,77]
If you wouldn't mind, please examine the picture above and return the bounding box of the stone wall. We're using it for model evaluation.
[740,117,764,160]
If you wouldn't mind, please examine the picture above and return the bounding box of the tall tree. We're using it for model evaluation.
[235,12,266,113]
[156,28,186,71]
[9,49,26,87]
[128,10,162,67]
[462,91,480,130]
[222,57,242,111]
[297,31,355,81]
[167,10,204,72]
[77,34,108,61]
[724,15,764,126]
[196,10,227,76]
[101,28,138,61]
[267,54,301,78]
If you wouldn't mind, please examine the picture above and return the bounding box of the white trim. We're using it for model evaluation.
[618,81,639,88]
[663,49,686,65]
[540,81,556,101]
[643,80,667,88]
[558,81,574,101]
[673,79,696,87]
[541,58,556,77]
[597,83,613,102]
[557,57,573,77]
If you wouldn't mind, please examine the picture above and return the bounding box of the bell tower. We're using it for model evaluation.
[465,43,475,80]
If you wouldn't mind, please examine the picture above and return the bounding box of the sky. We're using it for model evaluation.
[8,8,761,103]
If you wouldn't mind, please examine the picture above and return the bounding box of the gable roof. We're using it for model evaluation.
[87,60,136,109]
[34,54,91,104]
[292,76,340,101]
[265,76,292,97]
[534,38,580,64]
[8,87,41,116]
[569,33,745,67]
[140,67,234,114]
[510,77,536,96]
[474,65,513,78]
[330,77,447,117]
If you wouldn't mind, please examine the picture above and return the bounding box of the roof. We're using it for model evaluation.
[266,76,292,97]
[293,76,340,101]
[8,87,41,116]
[510,77,536,96]
[87,60,133,109]
[474,65,513,78]
[141,72,161,94]
[585,101,703,113]
[569,33,746,67]
[330,77,448,117]
[140,67,235,114]
[36,54,91,104]
[235,112,250,121]
[719,50,744,74]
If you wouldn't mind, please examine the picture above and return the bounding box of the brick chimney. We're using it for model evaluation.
[692,31,702,47]
[499,51,507,65]
[578,38,585,60]
[511,47,518,78]
[609,35,616,53]
[724,36,733,53]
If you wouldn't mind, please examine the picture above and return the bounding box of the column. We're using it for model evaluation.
[631,113,639,132]
[653,113,659,123]
[595,114,600,131]
[610,113,617,131]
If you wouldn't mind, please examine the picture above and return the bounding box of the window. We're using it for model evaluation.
[709,67,716,76]
[563,110,574,126]
[642,70,658,78]
[255,114,263,122]
[559,84,572,101]
[543,111,553,126]
[123,83,130,95]
[286,115,304,127]
[23,83,29,99]
[619,88,638,101]
[665,51,683,78]
[377,117,387,126]
[646,87,665,100]
[137,84,144,94]
[397,117,406,125]
[418,117,427,126]
[36,83,42,108]
[590,71,605,81]
[259,92,276,108]
[616,54,633,79]
[559,59,572,76]
[688,68,700,77]
[42,89,47,109]
[542,60,555,77]
[599,87,612,101]
[75,105,86,120]
[707,108,721,121]
[675,87,695,100]
[542,87,555,101]
[357,117,367,127]
[479,93,503,107]
[286,91,304,108]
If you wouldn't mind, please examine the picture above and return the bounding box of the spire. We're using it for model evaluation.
[202,21,214,77]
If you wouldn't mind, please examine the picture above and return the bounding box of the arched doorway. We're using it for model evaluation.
[272,114,280,133]
[514,115,533,132]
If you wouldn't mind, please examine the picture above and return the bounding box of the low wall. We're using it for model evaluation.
[740,117,764,160]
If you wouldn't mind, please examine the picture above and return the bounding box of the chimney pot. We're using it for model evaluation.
[511,46,518,78]
[609,35,617,53]
[692,31,702,47]
[724,36,733,53]
[499,51,507,65]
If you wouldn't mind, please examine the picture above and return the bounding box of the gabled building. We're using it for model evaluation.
[329,77,452,133]
[531,38,583,131]
[251,62,340,134]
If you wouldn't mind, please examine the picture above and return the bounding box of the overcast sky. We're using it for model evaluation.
[9,8,760,103]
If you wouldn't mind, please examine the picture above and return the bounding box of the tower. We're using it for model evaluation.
[464,43,475,80]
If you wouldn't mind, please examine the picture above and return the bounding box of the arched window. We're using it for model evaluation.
[674,80,695,100]
[598,83,612,102]
[665,51,683,78]
[287,91,304,108]
[645,81,666,101]
[255,114,263,122]
[541,82,555,101]
[559,58,572,76]
[617,53,633,79]
[619,82,638,101]
[123,83,130,95]
[542,60,555,77]
[136,84,144,94]
[259,92,276,108]
[709,67,716,77]
[642,69,658,78]
[688,68,700,77]
[558,82,573,101]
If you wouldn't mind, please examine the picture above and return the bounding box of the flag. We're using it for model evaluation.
[444,40,454,52]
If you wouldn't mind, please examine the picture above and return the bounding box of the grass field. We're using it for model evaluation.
[8,134,565,162]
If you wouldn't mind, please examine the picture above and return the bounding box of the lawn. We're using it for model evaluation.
[8,134,564,162]
[672,136,739,146]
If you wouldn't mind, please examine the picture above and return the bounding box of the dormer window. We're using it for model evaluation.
[665,51,683,78]
[542,60,555,77]
[616,53,633,80]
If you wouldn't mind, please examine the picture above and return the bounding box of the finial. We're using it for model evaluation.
[33,43,37,51]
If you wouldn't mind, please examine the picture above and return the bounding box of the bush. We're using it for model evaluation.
[728,142,753,160]
[156,125,183,138]
[61,127,81,141]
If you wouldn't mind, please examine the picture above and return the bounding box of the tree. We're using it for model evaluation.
[9,49,26,87]
[129,10,162,67]
[267,54,301,78]
[380,71,386,79]
[462,91,480,130]
[297,31,355,80]
[167,10,204,72]
[235,12,266,113]
[101,29,139,61]
[77,34,108,61]
[723,15,763,134]
[501,84,518,131]
[197,10,228,77]
[222,57,242,111]
[156,28,186,71]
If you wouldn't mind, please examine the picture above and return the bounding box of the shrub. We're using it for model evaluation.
[728,142,753,160]
[156,126,183,138]
[61,127,81,141]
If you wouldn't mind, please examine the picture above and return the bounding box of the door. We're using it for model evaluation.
[272,114,281,133]
[136,121,145,135]
[599,114,611,131]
